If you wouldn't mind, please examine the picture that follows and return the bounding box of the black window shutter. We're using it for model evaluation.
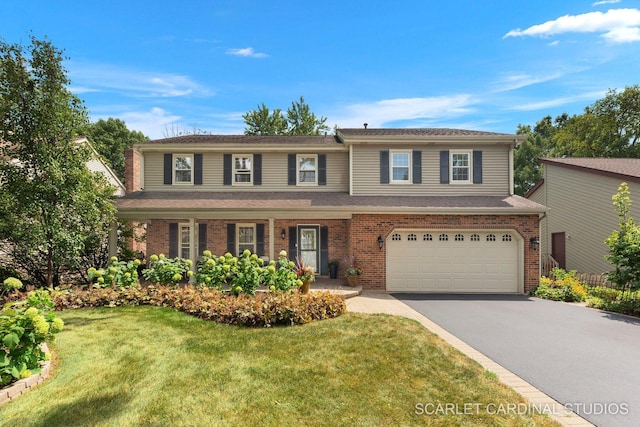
[194,153,203,185]
[287,154,296,185]
[473,150,483,184]
[169,223,178,258]
[226,223,236,254]
[380,150,389,184]
[198,223,207,256]
[253,154,262,185]
[320,226,328,275]
[318,154,327,186]
[223,154,232,186]
[412,150,422,184]
[288,226,297,259]
[164,154,173,185]
[256,224,265,255]
[440,150,450,184]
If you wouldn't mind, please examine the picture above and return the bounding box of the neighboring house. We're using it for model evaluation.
[526,158,640,277]
[79,137,126,197]
[115,128,545,293]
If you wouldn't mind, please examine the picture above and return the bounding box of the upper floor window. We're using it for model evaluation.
[174,154,193,184]
[297,155,317,185]
[391,151,411,183]
[451,151,471,183]
[233,155,252,184]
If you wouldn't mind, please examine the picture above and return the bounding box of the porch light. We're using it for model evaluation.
[529,237,540,251]
[281,228,286,240]
[377,235,384,250]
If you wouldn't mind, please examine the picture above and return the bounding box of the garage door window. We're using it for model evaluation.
[392,233,401,241]
[487,234,496,242]
[423,234,433,241]
[502,234,512,242]
[455,234,464,241]
[408,233,417,241]
[439,234,448,241]
[470,234,480,241]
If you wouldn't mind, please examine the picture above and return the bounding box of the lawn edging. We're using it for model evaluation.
[0,343,51,407]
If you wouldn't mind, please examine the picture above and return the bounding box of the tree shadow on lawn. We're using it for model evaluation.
[58,314,119,329]
[28,391,131,427]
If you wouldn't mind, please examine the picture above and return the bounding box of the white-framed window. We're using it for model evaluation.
[237,224,256,253]
[174,154,193,184]
[390,151,411,183]
[450,151,471,184]
[297,155,317,185]
[179,223,191,259]
[233,155,253,184]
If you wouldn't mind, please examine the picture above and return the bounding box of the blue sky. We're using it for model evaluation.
[4,0,640,139]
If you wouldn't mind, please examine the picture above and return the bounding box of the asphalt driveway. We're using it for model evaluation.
[393,294,640,427]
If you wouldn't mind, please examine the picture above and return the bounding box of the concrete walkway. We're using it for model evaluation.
[345,291,593,427]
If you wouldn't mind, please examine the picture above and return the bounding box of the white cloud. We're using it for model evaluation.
[507,90,607,111]
[114,107,182,139]
[492,72,565,92]
[593,0,620,6]
[69,62,214,98]
[504,8,640,43]
[226,47,268,58]
[331,95,476,128]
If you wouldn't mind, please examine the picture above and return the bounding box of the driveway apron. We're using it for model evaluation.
[393,294,640,427]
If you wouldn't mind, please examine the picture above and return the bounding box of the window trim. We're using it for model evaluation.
[236,223,256,254]
[178,223,191,259]
[232,154,253,185]
[296,154,318,186]
[173,154,193,185]
[390,150,412,184]
[450,150,472,184]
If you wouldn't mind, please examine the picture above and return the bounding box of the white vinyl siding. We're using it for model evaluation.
[351,145,509,195]
[143,151,348,192]
[542,165,640,275]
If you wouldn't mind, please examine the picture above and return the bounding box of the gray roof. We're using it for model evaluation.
[337,128,513,137]
[116,191,545,215]
[541,158,640,182]
[137,134,339,145]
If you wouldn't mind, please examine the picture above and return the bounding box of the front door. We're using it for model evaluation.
[551,232,566,269]
[298,226,319,272]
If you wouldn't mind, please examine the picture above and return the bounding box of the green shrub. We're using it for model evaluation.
[587,293,640,316]
[586,285,621,301]
[142,254,193,286]
[532,268,587,302]
[52,285,346,327]
[195,249,301,294]
[0,286,64,386]
[87,256,141,288]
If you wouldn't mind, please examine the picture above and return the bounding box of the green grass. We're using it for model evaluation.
[0,307,559,426]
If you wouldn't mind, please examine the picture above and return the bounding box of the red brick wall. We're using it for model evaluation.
[349,214,540,293]
[124,148,142,193]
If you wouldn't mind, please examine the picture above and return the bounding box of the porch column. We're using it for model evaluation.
[108,221,118,258]
[189,218,196,278]
[268,217,275,262]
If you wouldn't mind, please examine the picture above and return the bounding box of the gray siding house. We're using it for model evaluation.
[526,158,640,276]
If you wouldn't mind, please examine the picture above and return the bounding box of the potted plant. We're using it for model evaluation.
[295,257,315,294]
[344,255,363,287]
[328,259,340,279]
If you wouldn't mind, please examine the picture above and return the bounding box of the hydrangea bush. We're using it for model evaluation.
[142,254,193,286]
[88,256,141,288]
[1,279,64,386]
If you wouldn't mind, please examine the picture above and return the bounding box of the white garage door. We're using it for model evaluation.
[386,230,520,293]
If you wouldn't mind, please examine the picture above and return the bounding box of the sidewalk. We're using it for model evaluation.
[345,291,593,427]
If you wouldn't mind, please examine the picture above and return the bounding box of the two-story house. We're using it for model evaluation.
[116,128,545,293]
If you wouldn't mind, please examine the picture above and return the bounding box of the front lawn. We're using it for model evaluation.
[0,307,558,426]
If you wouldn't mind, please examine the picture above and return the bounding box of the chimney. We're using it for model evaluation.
[124,148,142,193]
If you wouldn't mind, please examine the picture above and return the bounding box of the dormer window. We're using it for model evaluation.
[174,154,193,184]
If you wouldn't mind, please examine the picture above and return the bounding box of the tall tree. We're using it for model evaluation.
[0,36,116,287]
[243,96,329,136]
[513,117,556,196]
[83,118,147,182]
